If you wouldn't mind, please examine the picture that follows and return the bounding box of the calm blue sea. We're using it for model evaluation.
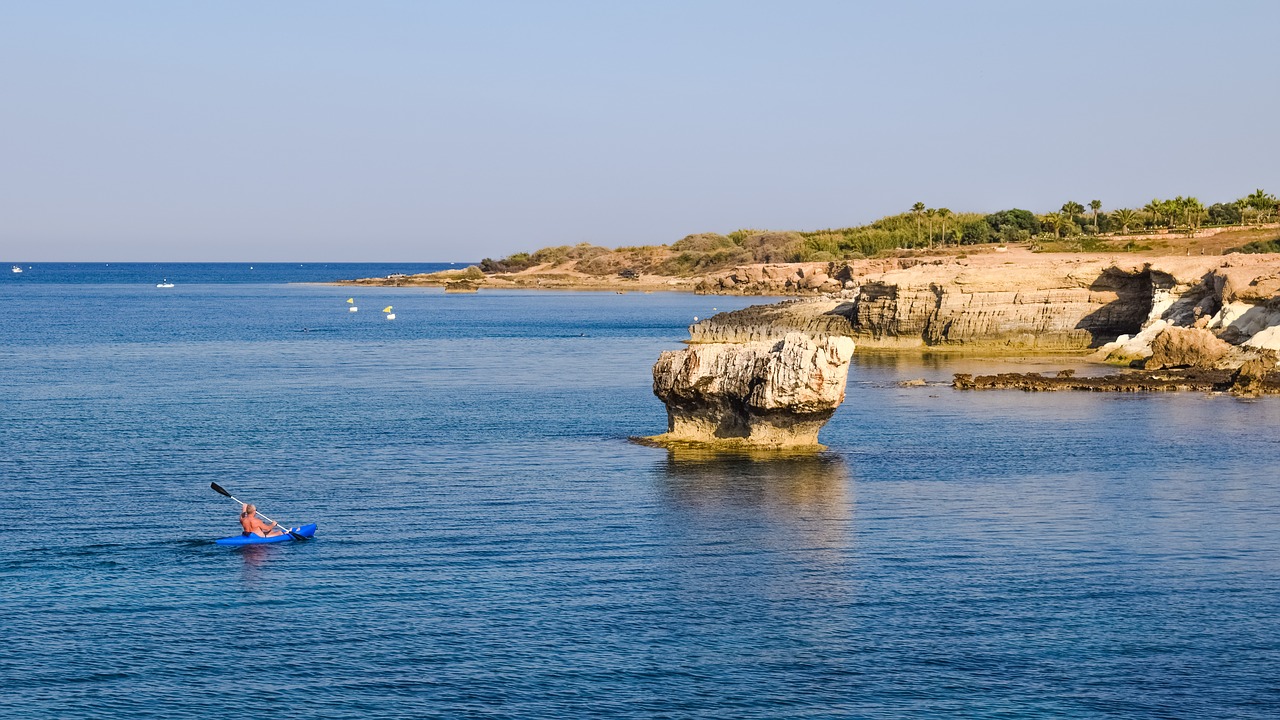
[2,264,1279,719]
[1,261,465,285]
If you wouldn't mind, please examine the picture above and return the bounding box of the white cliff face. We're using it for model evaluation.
[650,333,855,448]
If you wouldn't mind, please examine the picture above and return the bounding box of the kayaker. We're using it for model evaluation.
[239,504,284,537]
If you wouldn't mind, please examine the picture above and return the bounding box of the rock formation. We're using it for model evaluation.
[952,359,1279,394]
[648,332,856,448]
[690,253,1280,368]
[1145,327,1232,369]
[444,280,480,293]
[1229,358,1273,396]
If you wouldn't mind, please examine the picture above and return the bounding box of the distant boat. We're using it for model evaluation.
[11,265,21,273]
[156,279,174,288]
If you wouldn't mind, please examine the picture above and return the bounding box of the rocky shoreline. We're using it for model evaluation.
[952,359,1277,395]
[347,248,1280,397]
[688,251,1280,369]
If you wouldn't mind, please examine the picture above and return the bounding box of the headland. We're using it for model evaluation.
[340,197,1280,395]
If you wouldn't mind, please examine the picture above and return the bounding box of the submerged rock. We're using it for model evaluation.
[648,332,855,448]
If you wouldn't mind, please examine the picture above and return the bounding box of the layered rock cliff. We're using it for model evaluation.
[689,253,1280,366]
[648,333,856,448]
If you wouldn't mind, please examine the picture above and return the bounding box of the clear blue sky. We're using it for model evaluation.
[2,1,1277,261]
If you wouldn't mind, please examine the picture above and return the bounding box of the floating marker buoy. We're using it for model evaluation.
[386,313,396,320]
[349,306,358,312]
[382,306,393,313]
[693,316,698,322]
[346,298,354,303]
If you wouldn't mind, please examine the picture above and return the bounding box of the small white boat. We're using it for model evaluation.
[11,265,21,273]
[156,279,174,288]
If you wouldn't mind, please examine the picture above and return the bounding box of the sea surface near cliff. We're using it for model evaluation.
[3,267,1279,719]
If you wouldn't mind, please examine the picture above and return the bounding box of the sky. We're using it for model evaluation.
[1,0,1277,261]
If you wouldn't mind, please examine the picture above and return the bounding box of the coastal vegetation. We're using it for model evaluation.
[477,190,1279,277]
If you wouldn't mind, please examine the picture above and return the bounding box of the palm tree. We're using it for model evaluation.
[1166,198,1184,228]
[925,208,937,248]
[1247,189,1277,223]
[1143,199,1162,227]
[911,202,925,246]
[1233,198,1250,226]
[1112,208,1139,234]
[1057,202,1083,237]
[937,208,952,246]
[1183,197,1204,235]
[1089,200,1102,233]
[1044,212,1064,239]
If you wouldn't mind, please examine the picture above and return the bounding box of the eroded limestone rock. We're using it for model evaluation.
[698,253,1280,364]
[649,332,855,448]
[1230,357,1273,395]
[1146,326,1232,369]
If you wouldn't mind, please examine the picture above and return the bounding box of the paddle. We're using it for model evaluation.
[210,482,307,541]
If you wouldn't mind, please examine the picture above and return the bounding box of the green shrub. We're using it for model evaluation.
[1227,238,1280,254]
[479,252,536,273]
[670,233,734,252]
[741,232,805,263]
[959,218,994,244]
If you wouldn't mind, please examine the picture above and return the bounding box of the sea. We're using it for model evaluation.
[2,262,1279,719]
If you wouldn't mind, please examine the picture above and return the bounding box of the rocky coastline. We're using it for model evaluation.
[952,359,1277,395]
[347,248,1280,396]
[686,251,1280,366]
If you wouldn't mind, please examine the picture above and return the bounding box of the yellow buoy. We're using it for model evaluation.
[382,306,393,313]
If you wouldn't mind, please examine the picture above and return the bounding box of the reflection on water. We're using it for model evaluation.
[652,448,858,610]
[851,348,1115,381]
[236,544,274,585]
[657,448,854,550]
[853,349,960,372]
[658,447,854,516]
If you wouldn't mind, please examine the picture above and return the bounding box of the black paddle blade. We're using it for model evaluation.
[210,482,233,498]
[286,529,307,541]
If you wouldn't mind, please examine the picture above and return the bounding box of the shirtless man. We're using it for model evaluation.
[239,504,285,537]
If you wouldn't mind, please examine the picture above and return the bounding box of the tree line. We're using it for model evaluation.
[907,189,1277,247]
[480,189,1279,274]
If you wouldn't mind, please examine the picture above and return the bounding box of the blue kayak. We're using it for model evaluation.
[214,523,317,546]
